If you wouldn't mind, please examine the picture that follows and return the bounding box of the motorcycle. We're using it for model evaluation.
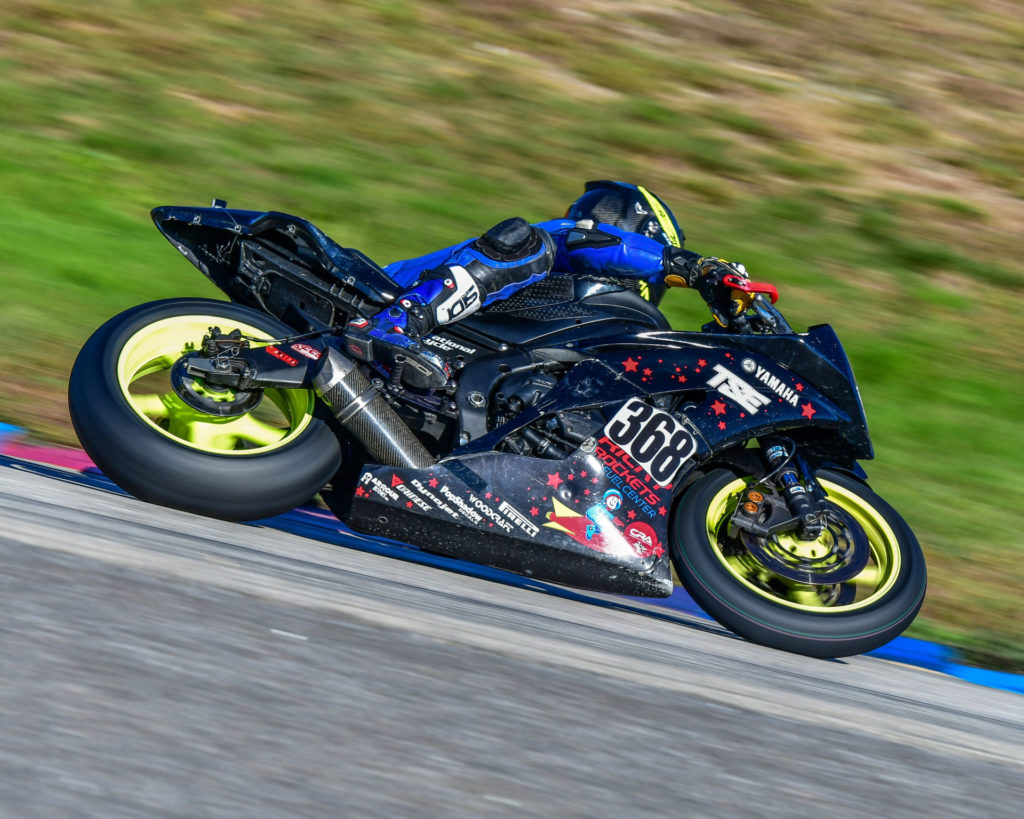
[68,201,926,658]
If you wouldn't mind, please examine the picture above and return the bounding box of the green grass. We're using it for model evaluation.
[1,0,1022,668]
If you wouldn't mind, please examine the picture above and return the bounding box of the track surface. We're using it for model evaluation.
[2,460,1022,817]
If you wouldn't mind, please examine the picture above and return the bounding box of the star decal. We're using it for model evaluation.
[711,399,727,416]
[643,367,653,377]
[485,491,492,499]
[428,477,438,488]
[801,402,816,420]
[623,357,639,372]
[530,506,539,517]
[658,506,668,516]
[583,489,590,496]
[546,472,563,489]
[627,510,637,520]
[591,476,599,484]
[697,358,707,368]
[355,486,366,497]
[795,383,804,392]
[718,421,727,430]
[568,473,575,481]
[580,470,588,478]
[405,501,413,509]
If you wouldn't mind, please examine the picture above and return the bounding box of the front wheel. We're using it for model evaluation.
[69,298,342,521]
[671,468,926,658]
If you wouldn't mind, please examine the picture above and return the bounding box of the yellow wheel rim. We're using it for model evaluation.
[705,478,902,612]
[116,315,315,455]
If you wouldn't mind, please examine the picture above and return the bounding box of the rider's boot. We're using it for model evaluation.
[344,217,555,390]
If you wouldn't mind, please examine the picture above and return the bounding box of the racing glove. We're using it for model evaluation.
[666,250,752,328]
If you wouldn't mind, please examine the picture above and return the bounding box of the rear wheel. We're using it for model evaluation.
[69,298,341,520]
[671,468,926,657]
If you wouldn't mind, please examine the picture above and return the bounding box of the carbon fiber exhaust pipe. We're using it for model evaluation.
[313,346,435,469]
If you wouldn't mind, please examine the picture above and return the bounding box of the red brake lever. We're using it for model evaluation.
[722,273,779,304]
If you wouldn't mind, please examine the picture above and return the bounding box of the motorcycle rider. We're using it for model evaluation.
[344,180,751,389]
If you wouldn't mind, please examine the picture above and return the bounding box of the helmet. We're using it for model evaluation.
[567,180,684,248]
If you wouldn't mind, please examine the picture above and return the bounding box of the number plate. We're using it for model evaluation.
[604,398,698,485]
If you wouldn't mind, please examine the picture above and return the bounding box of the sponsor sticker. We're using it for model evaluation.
[543,496,664,559]
[467,492,513,533]
[388,474,433,513]
[266,346,299,367]
[423,335,478,356]
[498,500,539,538]
[411,479,461,521]
[437,483,484,524]
[595,437,663,516]
[437,265,480,322]
[745,359,800,408]
[706,364,770,414]
[290,343,322,361]
[360,471,399,502]
[623,521,663,559]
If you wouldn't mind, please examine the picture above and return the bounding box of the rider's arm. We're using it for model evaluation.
[386,219,684,289]
[541,220,687,283]
[547,219,753,327]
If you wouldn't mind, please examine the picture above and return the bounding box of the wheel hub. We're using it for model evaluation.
[739,504,870,584]
[170,354,263,417]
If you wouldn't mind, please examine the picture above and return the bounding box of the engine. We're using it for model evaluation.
[491,368,604,459]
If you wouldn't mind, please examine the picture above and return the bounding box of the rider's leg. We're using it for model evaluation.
[344,218,555,389]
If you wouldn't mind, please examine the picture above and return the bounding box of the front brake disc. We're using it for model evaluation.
[739,505,870,585]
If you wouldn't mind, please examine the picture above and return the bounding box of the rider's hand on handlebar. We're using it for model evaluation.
[667,251,753,328]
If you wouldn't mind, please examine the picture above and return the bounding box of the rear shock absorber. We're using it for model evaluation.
[762,438,824,540]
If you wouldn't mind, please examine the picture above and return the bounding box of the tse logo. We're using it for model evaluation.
[706,365,770,414]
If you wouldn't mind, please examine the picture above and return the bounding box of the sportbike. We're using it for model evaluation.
[69,202,926,657]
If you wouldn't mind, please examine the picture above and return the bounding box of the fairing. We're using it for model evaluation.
[151,205,400,309]
[345,331,867,597]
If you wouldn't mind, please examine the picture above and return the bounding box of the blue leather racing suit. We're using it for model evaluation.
[384,219,682,302]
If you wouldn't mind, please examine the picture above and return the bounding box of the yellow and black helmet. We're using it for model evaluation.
[567,180,684,248]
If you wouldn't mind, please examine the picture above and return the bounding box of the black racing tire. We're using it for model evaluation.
[671,468,926,658]
[69,298,342,521]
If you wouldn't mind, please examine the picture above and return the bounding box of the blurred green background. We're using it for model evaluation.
[1,0,1021,667]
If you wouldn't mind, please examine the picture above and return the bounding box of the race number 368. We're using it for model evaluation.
[605,399,697,485]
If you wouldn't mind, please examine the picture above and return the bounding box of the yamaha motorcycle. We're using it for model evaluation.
[68,202,926,658]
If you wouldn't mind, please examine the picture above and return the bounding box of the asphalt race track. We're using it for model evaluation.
[1,458,1022,817]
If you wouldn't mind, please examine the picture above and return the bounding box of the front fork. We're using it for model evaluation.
[728,437,828,541]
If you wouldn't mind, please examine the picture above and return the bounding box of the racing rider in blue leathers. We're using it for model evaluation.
[344,180,750,389]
